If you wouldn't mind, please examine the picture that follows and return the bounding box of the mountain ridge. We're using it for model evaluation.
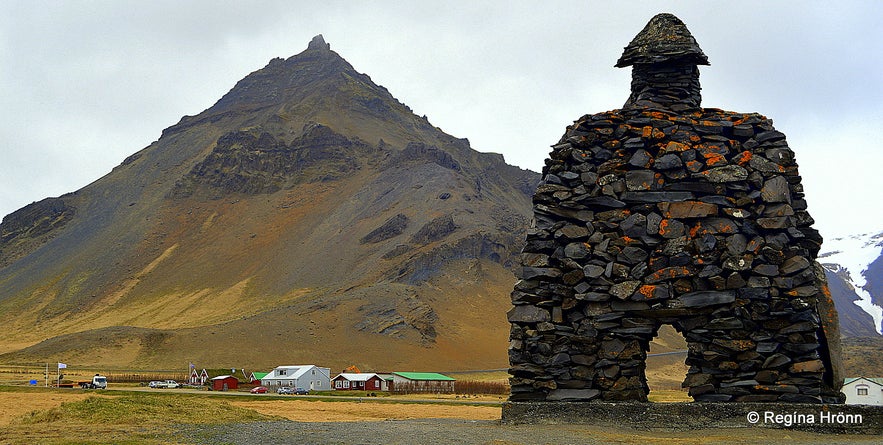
[0,36,538,371]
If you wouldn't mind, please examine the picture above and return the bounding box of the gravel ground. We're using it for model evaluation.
[172,419,881,445]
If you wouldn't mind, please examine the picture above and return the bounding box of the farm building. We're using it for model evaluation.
[189,368,209,385]
[378,373,394,390]
[843,377,883,405]
[211,375,239,391]
[261,365,331,390]
[250,371,269,384]
[332,373,386,391]
[390,372,455,393]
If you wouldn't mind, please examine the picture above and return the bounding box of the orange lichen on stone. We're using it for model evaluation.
[647,266,692,283]
[689,222,702,238]
[642,126,653,138]
[624,237,644,246]
[754,384,797,393]
[685,160,703,172]
[663,141,689,153]
[819,282,837,337]
[638,284,658,299]
[658,218,670,234]
[736,150,752,165]
[717,221,736,233]
[703,152,727,166]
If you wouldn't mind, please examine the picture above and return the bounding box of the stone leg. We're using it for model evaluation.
[594,326,655,402]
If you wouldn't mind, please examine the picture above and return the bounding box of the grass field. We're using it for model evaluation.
[3,385,876,445]
[0,385,505,444]
[0,364,695,443]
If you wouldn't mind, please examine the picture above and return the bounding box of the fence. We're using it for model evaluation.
[390,380,455,394]
[103,372,188,384]
[453,380,509,395]
[0,365,188,386]
[389,379,509,395]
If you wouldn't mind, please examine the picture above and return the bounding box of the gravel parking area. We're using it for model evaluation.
[172,419,882,445]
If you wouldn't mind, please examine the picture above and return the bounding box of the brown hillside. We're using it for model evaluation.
[0,35,538,371]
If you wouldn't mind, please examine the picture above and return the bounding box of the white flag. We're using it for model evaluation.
[58,363,67,369]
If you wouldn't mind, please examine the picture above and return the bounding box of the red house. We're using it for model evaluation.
[332,373,385,391]
[211,375,239,391]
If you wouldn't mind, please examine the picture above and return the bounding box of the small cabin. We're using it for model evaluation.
[211,375,239,391]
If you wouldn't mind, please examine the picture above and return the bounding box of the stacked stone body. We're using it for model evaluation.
[507,13,842,404]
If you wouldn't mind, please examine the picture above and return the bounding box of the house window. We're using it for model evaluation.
[279,369,287,376]
[857,386,868,396]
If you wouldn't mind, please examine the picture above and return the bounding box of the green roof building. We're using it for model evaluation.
[391,372,455,393]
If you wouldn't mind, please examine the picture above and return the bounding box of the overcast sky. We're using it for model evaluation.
[2,1,881,240]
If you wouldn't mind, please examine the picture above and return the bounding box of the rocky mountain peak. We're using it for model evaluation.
[307,34,331,51]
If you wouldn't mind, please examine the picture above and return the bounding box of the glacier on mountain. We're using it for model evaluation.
[819,231,883,335]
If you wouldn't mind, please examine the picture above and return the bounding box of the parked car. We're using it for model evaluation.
[277,386,309,395]
[149,380,180,389]
[250,386,269,394]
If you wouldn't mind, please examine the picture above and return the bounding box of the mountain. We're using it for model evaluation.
[818,231,883,337]
[0,35,539,371]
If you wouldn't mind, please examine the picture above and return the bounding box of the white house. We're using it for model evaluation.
[261,365,331,390]
[843,377,883,405]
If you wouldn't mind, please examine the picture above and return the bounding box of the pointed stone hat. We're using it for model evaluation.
[615,13,709,67]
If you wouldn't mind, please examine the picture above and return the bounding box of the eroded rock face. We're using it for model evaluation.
[508,13,843,404]
[170,123,371,198]
[0,197,75,267]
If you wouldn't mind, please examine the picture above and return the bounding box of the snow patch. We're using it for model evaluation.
[819,231,883,335]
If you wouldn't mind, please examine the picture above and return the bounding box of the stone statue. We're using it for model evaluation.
[507,13,843,404]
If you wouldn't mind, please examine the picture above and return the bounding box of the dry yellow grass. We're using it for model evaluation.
[230,399,501,422]
[0,391,96,426]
